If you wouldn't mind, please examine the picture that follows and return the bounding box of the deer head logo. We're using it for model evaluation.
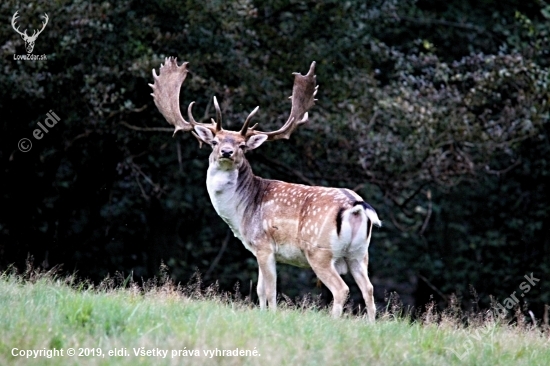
[11,11,49,54]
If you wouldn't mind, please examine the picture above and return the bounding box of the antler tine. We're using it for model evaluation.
[213,96,222,132]
[240,106,260,136]
[187,102,199,125]
[149,58,215,137]
[11,11,26,37]
[247,61,317,140]
[34,13,49,37]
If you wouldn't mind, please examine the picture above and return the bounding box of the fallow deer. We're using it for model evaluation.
[150,58,381,321]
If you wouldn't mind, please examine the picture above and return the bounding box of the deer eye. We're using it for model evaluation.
[211,141,218,146]
[239,144,246,150]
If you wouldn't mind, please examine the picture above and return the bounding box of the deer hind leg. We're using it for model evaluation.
[256,250,277,311]
[348,255,376,322]
[307,250,349,317]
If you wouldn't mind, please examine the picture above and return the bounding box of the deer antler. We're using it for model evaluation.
[11,11,26,37]
[11,11,48,40]
[212,96,223,132]
[239,106,260,136]
[149,58,218,137]
[241,61,318,140]
[29,13,49,40]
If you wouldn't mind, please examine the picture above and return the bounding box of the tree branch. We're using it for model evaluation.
[205,230,231,280]
[256,155,318,186]
[419,190,432,235]
[418,273,449,302]
[400,16,485,32]
[120,121,174,133]
[484,158,522,176]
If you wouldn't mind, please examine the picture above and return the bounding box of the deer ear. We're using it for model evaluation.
[194,125,215,145]
[246,134,268,150]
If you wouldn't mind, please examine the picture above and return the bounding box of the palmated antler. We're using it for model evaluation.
[149,57,220,140]
[241,61,318,140]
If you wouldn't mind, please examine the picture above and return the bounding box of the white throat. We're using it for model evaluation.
[205,162,248,244]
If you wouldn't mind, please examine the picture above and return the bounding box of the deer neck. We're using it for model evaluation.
[205,158,264,247]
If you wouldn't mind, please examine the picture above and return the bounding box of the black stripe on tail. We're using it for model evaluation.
[354,201,375,239]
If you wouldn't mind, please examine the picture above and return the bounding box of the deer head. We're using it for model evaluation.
[12,11,49,54]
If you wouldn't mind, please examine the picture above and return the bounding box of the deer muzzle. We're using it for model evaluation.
[220,148,233,159]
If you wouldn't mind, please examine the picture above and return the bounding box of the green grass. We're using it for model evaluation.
[0,268,548,365]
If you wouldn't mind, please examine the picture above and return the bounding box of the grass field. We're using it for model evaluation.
[0,267,548,365]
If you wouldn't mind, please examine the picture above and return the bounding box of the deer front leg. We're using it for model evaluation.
[307,250,349,317]
[256,250,277,311]
[348,255,376,322]
[257,267,266,310]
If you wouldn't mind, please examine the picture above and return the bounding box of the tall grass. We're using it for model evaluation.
[0,265,548,365]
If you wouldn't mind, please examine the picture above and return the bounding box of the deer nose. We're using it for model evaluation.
[221,149,233,158]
